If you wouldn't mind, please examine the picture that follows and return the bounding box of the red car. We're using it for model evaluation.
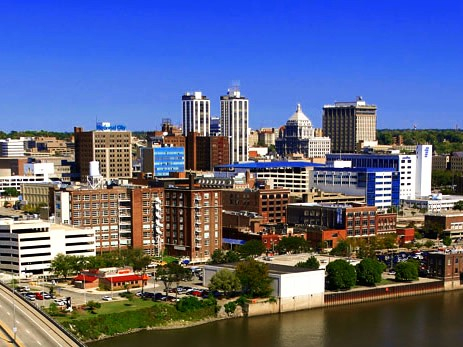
[190,290,203,297]
[35,292,44,300]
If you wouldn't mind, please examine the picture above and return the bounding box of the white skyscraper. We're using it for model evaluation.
[182,91,210,136]
[415,144,432,197]
[220,87,249,163]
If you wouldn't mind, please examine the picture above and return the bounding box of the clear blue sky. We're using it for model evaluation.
[0,0,461,132]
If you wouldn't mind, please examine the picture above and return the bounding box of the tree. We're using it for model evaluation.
[208,269,241,297]
[225,250,240,263]
[443,236,452,247]
[330,240,349,257]
[235,258,272,298]
[209,249,227,264]
[454,200,463,211]
[326,259,357,291]
[275,236,309,254]
[3,187,20,197]
[86,300,101,313]
[50,253,74,279]
[156,263,190,296]
[395,260,419,282]
[296,256,320,270]
[355,258,386,286]
[237,240,266,258]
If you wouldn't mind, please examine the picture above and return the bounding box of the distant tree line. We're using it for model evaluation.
[0,130,73,141]
[377,129,463,154]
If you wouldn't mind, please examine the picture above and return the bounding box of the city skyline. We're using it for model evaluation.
[0,1,461,132]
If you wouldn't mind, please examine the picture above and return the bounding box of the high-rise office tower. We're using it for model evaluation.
[74,122,132,181]
[182,92,210,136]
[210,117,221,136]
[322,96,377,153]
[220,87,249,163]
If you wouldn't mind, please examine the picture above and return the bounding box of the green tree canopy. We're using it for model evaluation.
[326,259,357,291]
[275,236,309,254]
[3,187,20,197]
[156,262,191,295]
[394,260,419,282]
[237,240,266,258]
[329,240,349,257]
[235,258,272,298]
[50,253,74,279]
[453,200,463,211]
[208,269,241,297]
[295,256,320,270]
[355,258,386,286]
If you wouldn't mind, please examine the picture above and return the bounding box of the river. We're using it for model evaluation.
[88,291,463,347]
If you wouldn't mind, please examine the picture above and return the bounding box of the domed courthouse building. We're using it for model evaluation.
[275,104,331,159]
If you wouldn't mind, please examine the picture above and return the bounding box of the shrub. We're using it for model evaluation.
[176,296,202,312]
[224,301,237,314]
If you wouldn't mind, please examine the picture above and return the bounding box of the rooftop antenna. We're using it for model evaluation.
[230,80,240,93]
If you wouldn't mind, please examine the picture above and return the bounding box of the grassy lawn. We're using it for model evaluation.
[54,297,161,322]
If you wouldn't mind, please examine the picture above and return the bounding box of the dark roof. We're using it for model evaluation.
[207,262,319,275]
[216,161,323,170]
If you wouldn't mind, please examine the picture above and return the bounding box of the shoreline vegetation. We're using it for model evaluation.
[57,278,444,343]
[56,297,231,342]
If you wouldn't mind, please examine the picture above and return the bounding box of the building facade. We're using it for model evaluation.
[74,124,132,181]
[182,92,210,136]
[0,139,25,157]
[276,104,331,159]
[311,166,400,209]
[186,132,229,171]
[164,183,222,263]
[322,97,377,153]
[54,185,165,255]
[221,187,290,224]
[0,218,95,275]
[214,162,322,194]
[141,146,185,177]
[220,88,249,163]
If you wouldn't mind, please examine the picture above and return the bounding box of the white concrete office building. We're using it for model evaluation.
[220,87,249,163]
[0,218,95,275]
[182,91,211,136]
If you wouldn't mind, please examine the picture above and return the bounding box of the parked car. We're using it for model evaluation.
[24,293,36,301]
[153,292,167,301]
[190,289,203,297]
[102,295,113,301]
[35,292,44,300]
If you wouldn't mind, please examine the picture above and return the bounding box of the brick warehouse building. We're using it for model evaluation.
[424,212,463,241]
[221,187,290,225]
[286,202,397,249]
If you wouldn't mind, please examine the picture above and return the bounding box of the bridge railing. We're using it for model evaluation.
[0,281,87,347]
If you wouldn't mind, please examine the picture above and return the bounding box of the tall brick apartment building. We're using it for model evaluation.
[54,184,164,255]
[164,179,222,262]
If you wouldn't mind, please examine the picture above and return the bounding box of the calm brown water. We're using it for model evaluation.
[88,291,463,347]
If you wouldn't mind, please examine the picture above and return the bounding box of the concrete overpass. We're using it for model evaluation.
[0,282,85,347]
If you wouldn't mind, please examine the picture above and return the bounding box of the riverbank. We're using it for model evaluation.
[58,276,453,343]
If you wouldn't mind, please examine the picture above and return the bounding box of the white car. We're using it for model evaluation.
[102,295,113,301]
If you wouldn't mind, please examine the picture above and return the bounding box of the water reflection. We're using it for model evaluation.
[89,292,463,347]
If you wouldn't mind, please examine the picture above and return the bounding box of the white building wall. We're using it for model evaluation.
[0,219,95,275]
[276,270,325,298]
[415,144,432,198]
[398,154,416,200]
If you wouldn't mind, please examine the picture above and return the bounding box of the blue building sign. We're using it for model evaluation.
[153,147,185,177]
[96,122,127,131]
